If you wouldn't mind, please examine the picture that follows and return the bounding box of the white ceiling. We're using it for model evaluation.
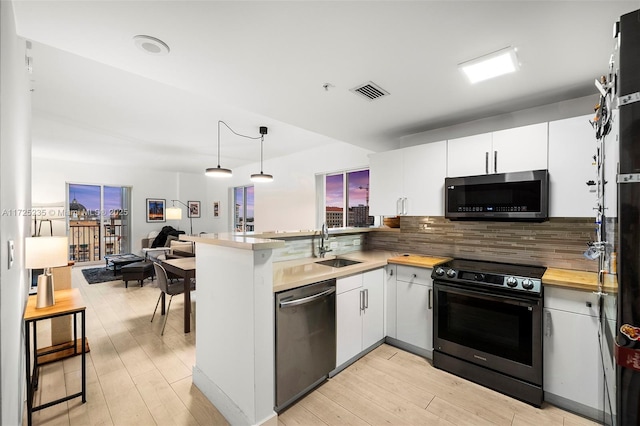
[13,1,638,173]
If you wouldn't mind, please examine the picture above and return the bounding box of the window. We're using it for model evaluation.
[234,185,254,232]
[67,183,131,261]
[324,169,371,228]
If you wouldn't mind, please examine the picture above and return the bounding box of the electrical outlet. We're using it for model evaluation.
[330,241,338,249]
[353,239,361,246]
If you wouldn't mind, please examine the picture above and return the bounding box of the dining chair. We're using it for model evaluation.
[151,262,196,335]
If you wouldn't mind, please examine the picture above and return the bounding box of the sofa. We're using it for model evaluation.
[141,235,195,260]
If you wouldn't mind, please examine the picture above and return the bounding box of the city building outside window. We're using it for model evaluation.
[234,185,254,232]
[325,169,371,228]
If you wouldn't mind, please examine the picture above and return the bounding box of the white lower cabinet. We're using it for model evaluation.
[396,265,433,354]
[336,269,384,367]
[544,286,604,419]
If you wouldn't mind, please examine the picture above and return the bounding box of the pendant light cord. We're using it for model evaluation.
[217,121,262,167]
[260,135,264,173]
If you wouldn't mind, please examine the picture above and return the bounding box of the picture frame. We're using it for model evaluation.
[213,201,220,218]
[146,198,166,222]
[188,200,201,218]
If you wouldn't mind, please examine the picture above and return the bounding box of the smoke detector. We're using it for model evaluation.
[350,81,390,101]
[133,35,170,56]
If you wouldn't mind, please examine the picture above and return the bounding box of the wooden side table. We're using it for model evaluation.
[24,288,87,426]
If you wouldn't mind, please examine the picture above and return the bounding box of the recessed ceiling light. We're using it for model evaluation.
[459,47,519,84]
[133,35,170,56]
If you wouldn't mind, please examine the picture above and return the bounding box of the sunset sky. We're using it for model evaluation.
[326,170,369,208]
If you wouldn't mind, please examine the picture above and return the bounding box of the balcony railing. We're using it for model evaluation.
[69,222,122,262]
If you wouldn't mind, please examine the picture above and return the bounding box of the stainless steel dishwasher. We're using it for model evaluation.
[275,278,336,412]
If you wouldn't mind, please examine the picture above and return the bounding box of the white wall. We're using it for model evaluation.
[31,158,210,252]
[399,95,595,147]
[0,1,32,423]
[205,141,373,233]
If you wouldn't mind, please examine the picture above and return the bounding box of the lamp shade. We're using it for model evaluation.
[205,166,233,178]
[250,173,274,183]
[166,207,182,220]
[25,236,69,269]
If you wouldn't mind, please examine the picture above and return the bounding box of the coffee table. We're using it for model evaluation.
[104,253,145,276]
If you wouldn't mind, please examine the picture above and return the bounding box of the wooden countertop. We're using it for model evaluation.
[543,267,618,293]
[275,251,619,294]
[387,255,452,268]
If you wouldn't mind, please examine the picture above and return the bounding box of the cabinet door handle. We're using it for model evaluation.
[360,290,364,314]
[545,310,552,337]
[494,151,498,173]
[396,198,402,215]
[428,288,433,310]
[401,198,408,215]
[485,152,489,174]
[365,289,369,309]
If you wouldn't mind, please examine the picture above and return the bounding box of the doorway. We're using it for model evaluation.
[67,183,131,262]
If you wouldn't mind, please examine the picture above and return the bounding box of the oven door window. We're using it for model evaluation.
[437,287,534,366]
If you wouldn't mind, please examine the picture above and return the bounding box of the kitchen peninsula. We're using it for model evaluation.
[183,233,284,426]
[184,230,615,425]
[182,231,397,425]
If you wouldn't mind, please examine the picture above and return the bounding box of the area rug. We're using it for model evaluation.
[81,267,122,284]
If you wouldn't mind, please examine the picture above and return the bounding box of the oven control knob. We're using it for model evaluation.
[435,267,445,276]
[506,276,518,287]
[446,269,456,278]
[522,279,535,290]
[474,273,485,281]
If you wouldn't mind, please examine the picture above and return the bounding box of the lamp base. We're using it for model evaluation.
[36,271,55,309]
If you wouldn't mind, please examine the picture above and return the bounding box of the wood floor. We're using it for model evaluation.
[27,265,600,426]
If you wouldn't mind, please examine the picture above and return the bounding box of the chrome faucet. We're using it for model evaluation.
[319,223,332,258]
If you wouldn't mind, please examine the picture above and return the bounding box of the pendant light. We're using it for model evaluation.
[206,121,274,182]
[205,120,233,178]
[250,126,274,183]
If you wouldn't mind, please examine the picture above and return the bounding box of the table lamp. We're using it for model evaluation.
[25,236,69,308]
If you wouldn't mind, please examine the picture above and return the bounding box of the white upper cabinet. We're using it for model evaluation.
[447,123,548,177]
[402,143,447,216]
[369,149,403,216]
[491,123,548,173]
[369,141,447,216]
[548,114,597,217]
[447,132,493,177]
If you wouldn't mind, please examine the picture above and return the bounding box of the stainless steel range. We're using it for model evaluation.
[432,259,546,407]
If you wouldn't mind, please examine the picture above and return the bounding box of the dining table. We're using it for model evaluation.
[160,257,196,333]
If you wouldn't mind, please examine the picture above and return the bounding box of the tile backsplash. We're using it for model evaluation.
[366,216,602,272]
[272,233,366,262]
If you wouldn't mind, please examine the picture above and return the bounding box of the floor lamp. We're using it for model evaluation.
[166,200,192,235]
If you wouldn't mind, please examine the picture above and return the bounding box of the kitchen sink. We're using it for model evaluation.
[315,258,362,268]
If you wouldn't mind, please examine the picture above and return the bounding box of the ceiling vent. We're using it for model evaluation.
[350,81,389,101]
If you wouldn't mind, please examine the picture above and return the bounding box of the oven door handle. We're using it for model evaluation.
[435,282,540,307]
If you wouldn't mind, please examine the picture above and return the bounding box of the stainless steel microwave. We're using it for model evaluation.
[445,169,549,221]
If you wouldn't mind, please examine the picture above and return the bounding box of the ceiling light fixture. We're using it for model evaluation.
[250,127,273,183]
[133,35,170,56]
[206,121,272,182]
[459,47,519,84]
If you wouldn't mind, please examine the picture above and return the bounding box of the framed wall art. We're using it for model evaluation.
[213,201,220,218]
[188,200,201,218]
[146,198,166,222]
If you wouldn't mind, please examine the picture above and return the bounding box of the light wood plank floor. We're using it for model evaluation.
[26,265,601,426]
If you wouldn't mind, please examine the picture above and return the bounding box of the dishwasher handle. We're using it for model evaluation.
[279,287,336,308]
